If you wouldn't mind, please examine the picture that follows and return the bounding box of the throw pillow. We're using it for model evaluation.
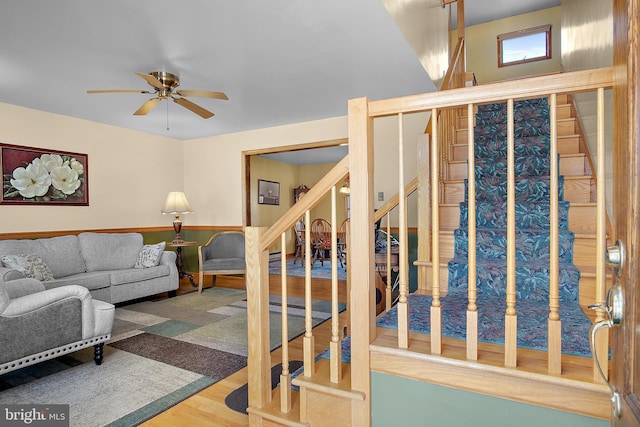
[134,242,166,268]
[1,254,54,281]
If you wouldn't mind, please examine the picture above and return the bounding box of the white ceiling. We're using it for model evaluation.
[0,0,435,141]
[0,0,560,149]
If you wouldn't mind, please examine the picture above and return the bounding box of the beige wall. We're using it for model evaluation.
[249,158,347,229]
[183,116,348,227]
[1,102,428,235]
[0,102,182,233]
[381,0,450,88]
[250,157,298,228]
[463,7,562,84]
[297,162,347,223]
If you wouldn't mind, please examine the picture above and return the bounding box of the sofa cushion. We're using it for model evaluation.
[0,235,86,278]
[43,272,112,292]
[134,242,166,268]
[79,232,143,271]
[1,254,54,281]
[110,265,171,286]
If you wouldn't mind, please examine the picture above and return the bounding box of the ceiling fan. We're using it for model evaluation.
[86,71,228,119]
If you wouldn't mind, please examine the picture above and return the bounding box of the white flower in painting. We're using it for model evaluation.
[39,154,64,172]
[50,165,81,195]
[69,159,84,176]
[10,162,51,198]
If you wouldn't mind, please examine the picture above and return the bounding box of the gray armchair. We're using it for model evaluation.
[198,231,246,293]
[0,278,115,375]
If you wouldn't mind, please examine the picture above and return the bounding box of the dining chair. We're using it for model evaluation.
[293,219,305,265]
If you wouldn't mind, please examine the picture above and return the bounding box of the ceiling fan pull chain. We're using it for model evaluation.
[166,99,170,131]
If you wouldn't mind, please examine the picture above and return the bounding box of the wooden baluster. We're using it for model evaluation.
[385,213,392,312]
[466,103,478,361]
[279,232,292,412]
[398,113,409,349]
[548,94,562,374]
[330,186,342,383]
[303,210,315,376]
[505,99,518,367]
[417,134,431,294]
[431,108,442,355]
[594,87,608,382]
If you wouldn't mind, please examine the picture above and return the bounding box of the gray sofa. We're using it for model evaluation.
[0,232,179,304]
[0,278,115,374]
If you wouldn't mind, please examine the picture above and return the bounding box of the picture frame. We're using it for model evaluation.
[1,143,89,206]
[258,179,280,205]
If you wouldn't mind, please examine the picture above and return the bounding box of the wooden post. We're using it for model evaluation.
[431,108,442,355]
[594,87,609,382]
[330,186,343,383]
[279,232,292,412]
[398,113,410,349]
[385,215,392,311]
[417,133,431,293]
[347,97,375,425]
[505,99,518,368]
[548,93,562,374]
[303,210,315,377]
[466,103,478,361]
[245,226,272,411]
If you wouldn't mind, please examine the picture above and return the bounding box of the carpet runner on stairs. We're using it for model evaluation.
[290,99,594,392]
[443,97,589,354]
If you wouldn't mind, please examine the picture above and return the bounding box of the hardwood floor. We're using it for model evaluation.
[142,273,346,427]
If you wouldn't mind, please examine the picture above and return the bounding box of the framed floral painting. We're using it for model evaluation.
[1,144,88,205]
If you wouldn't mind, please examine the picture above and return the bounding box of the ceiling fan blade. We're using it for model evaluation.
[173,97,214,119]
[135,72,165,90]
[174,89,228,100]
[86,89,151,94]
[133,98,162,115]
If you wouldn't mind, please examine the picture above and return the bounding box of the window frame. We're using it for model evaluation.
[497,24,552,68]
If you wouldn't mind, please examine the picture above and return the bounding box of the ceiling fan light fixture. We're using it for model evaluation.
[86,71,228,120]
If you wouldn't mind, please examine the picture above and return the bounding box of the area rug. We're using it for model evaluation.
[225,360,304,414]
[269,257,347,281]
[0,287,336,427]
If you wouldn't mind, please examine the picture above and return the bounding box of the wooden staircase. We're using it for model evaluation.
[417,94,602,308]
[245,69,615,426]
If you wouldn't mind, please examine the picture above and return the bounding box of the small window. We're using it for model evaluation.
[498,25,551,68]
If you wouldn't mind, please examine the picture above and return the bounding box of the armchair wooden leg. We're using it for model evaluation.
[198,271,204,293]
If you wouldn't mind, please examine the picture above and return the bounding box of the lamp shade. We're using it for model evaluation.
[161,192,193,215]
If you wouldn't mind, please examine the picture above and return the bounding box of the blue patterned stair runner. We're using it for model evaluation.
[292,99,593,388]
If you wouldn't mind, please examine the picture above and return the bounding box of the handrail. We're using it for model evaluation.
[370,67,614,117]
[442,37,466,91]
[424,37,466,135]
[260,156,349,251]
[374,178,418,223]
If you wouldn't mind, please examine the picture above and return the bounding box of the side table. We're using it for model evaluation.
[166,241,199,288]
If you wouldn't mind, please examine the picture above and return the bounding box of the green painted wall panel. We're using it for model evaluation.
[372,373,607,427]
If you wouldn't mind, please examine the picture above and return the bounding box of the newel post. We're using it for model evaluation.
[348,96,374,425]
[245,226,271,417]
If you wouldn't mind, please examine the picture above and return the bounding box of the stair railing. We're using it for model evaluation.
[364,66,613,378]
[245,68,613,424]
[373,177,418,312]
[245,156,349,417]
